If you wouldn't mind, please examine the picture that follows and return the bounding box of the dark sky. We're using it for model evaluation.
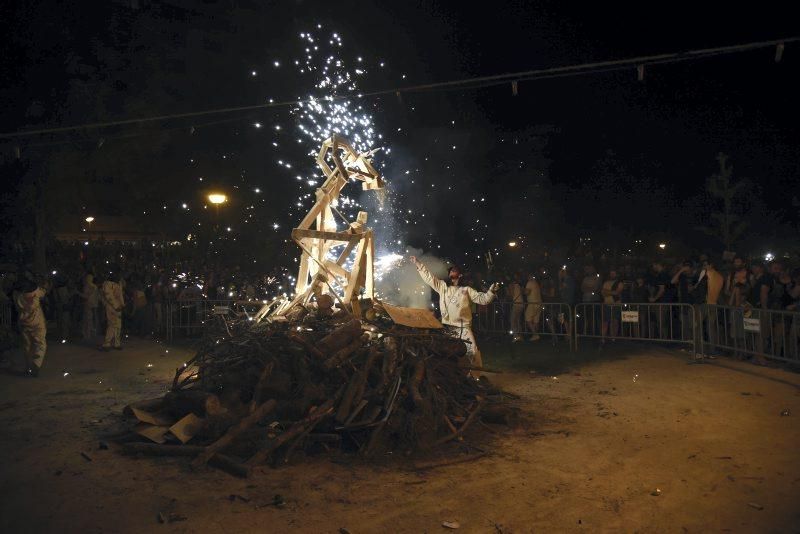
[1,1,797,264]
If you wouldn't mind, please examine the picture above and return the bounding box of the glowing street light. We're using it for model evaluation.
[207,194,227,205]
[658,243,667,249]
[508,241,517,248]
[85,216,95,223]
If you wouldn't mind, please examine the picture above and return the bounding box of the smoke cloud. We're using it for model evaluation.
[375,246,450,309]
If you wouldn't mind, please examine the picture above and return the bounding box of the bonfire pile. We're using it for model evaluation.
[120,300,516,477]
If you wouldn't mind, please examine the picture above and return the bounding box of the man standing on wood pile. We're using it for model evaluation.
[99,272,125,352]
[410,256,498,377]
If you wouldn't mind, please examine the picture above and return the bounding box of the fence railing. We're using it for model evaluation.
[574,302,698,353]
[164,299,265,342]
[1,300,11,327]
[701,304,800,363]
[4,294,792,366]
[473,300,573,348]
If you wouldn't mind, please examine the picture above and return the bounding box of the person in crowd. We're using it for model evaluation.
[54,276,76,341]
[770,261,794,358]
[81,273,100,341]
[727,258,751,354]
[648,261,673,339]
[13,277,48,376]
[557,265,577,338]
[723,255,746,302]
[129,280,148,336]
[695,257,724,360]
[410,256,498,376]
[600,268,624,343]
[580,265,602,335]
[749,262,773,365]
[150,273,166,336]
[524,272,543,341]
[507,273,525,342]
[100,272,125,351]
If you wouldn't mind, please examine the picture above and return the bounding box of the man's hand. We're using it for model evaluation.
[489,282,500,293]
[409,255,419,267]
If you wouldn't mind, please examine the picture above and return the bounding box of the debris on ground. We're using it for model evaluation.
[119,299,520,477]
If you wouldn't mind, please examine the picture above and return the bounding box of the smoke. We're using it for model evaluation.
[375,246,450,309]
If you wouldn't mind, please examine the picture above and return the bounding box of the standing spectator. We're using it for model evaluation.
[630,273,651,303]
[13,278,48,376]
[507,273,525,342]
[558,266,577,337]
[129,280,148,336]
[770,262,793,358]
[727,259,751,354]
[580,265,602,335]
[100,272,125,351]
[671,261,696,340]
[600,268,624,342]
[150,274,166,336]
[648,261,673,339]
[524,272,542,341]
[54,276,76,341]
[749,262,773,365]
[698,258,724,358]
[723,255,746,303]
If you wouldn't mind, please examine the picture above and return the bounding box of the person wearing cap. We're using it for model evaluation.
[13,278,48,376]
[409,256,498,375]
[100,272,125,351]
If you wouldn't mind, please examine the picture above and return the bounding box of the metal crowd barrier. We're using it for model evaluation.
[157,298,799,367]
[0,300,12,327]
[574,302,697,353]
[473,300,573,349]
[701,304,800,363]
[164,299,264,342]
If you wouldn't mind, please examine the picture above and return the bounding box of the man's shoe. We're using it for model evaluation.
[98,346,110,352]
[27,366,40,377]
[113,346,123,351]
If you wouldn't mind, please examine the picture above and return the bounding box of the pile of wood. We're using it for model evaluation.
[121,302,515,477]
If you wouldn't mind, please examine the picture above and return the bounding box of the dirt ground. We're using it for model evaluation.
[1,335,799,533]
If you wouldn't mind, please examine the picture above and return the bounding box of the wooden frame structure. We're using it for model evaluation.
[260,135,385,319]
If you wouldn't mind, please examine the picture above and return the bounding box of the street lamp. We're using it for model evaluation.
[207,193,227,232]
[85,216,95,223]
[207,194,227,205]
[658,243,666,249]
[508,241,517,248]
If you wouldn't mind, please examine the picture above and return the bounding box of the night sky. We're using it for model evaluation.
[1,1,797,268]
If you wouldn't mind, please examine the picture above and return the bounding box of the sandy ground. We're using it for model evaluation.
[0,335,799,533]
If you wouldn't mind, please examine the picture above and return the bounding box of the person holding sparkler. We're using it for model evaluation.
[409,256,498,377]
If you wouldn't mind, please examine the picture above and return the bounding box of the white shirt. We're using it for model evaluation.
[416,263,495,327]
[14,287,46,327]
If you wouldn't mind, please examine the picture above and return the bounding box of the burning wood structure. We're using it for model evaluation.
[119,136,518,477]
[261,135,385,319]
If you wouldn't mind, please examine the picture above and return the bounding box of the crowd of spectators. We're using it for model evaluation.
[2,242,799,360]
[0,241,296,344]
[471,255,800,360]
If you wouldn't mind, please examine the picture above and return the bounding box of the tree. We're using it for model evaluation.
[697,153,748,252]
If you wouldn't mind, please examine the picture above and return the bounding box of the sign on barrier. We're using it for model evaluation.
[621,311,639,323]
[742,317,760,333]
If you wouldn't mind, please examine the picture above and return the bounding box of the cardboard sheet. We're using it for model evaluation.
[168,413,204,444]
[130,406,175,427]
[134,423,171,444]
[380,302,443,329]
